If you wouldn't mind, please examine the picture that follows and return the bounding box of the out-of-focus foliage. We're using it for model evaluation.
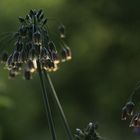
[0,0,140,140]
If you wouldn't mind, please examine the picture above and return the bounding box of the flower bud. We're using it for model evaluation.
[12,51,20,63]
[48,41,57,53]
[58,24,66,38]
[33,31,42,45]
[51,51,60,64]
[126,101,135,116]
[121,106,128,120]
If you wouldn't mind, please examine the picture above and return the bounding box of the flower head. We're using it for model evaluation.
[0,9,72,79]
[75,122,100,140]
[121,101,135,120]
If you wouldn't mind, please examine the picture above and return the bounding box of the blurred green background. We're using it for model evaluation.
[0,0,140,140]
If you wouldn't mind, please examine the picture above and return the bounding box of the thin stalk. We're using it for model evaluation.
[128,81,140,101]
[37,60,57,140]
[43,71,74,140]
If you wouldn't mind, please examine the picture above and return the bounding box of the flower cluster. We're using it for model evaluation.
[75,122,100,140]
[121,101,135,121]
[0,9,72,80]
[121,82,140,128]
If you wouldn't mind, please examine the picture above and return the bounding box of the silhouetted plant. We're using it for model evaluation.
[0,9,73,140]
[0,9,106,140]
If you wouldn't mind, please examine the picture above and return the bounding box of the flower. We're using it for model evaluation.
[75,122,100,140]
[121,101,135,120]
[129,113,140,128]
[0,9,72,79]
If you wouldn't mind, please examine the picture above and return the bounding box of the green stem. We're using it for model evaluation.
[43,71,74,140]
[37,60,57,140]
[128,81,140,101]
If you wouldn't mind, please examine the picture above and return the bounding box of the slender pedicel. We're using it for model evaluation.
[43,71,74,140]
[37,60,57,140]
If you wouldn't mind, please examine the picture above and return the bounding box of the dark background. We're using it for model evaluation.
[0,0,140,140]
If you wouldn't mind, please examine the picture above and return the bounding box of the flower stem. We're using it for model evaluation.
[43,71,74,140]
[37,60,57,140]
[128,81,140,101]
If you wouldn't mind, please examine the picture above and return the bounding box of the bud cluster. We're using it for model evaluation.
[0,9,72,80]
[121,98,140,128]
[75,122,100,140]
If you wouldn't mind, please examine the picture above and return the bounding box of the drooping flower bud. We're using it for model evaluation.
[58,24,66,38]
[129,113,140,128]
[12,51,20,63]
[33,31,42,45]
[65,46,72,60]
[26,60,36,73]
[126,101,135,116]
[19,26,27,38]
[51,51,60,64]
[29,47,37,60]
[15,41,23,52]
[48,41,57,53]
[121,106,128,120]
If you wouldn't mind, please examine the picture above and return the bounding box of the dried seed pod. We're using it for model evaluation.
[0,51,8,62]
[58,24,66,38]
